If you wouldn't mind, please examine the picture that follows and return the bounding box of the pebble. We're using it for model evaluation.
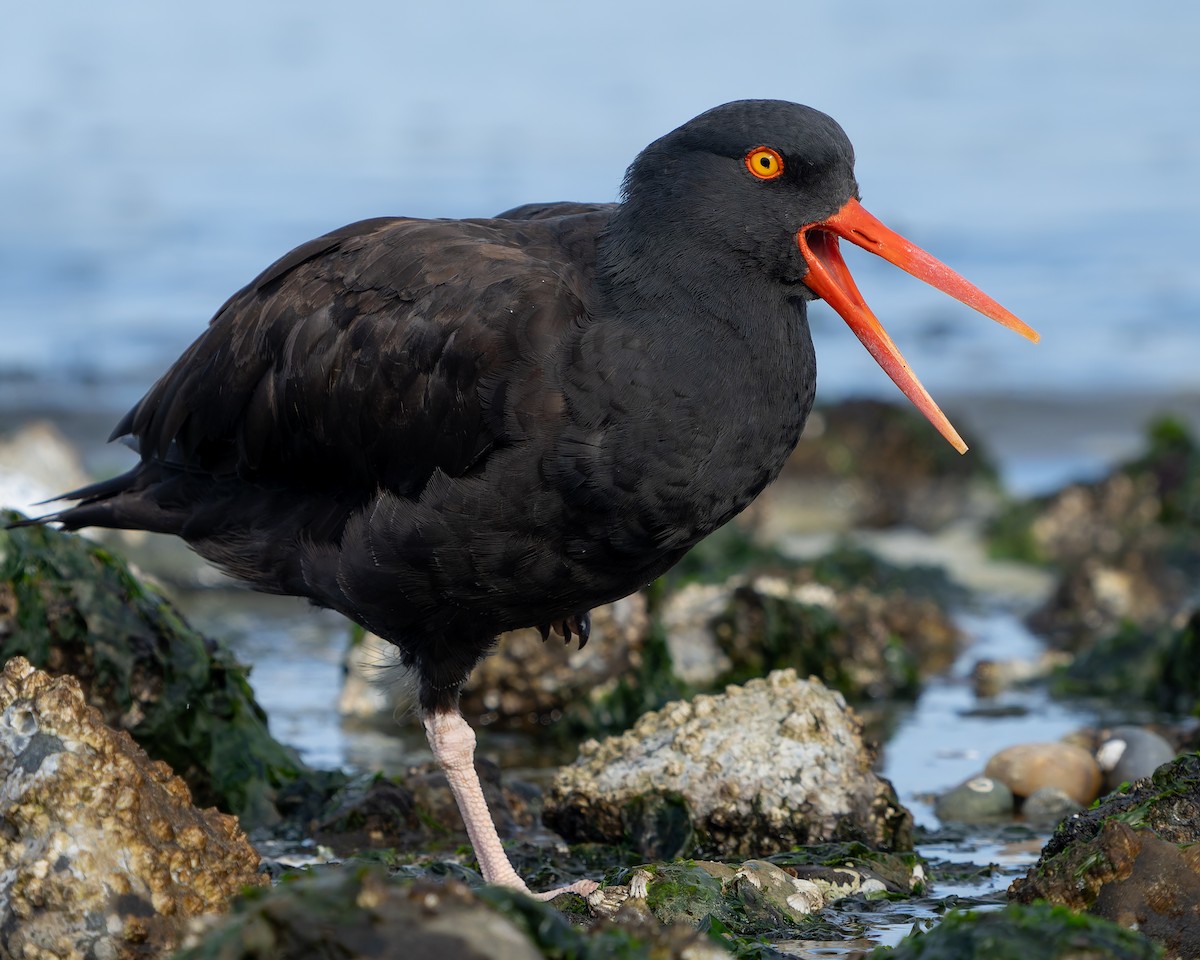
[1021,786,1080,826]
[984,741,1102,806]
[1096,726,1176,792]
[934,776,1014,823]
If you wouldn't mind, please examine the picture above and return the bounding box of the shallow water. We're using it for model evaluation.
[175,577,1076,957]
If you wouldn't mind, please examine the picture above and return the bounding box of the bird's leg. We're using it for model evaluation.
[422,710,598,901]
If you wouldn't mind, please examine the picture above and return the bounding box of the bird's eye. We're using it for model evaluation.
[744,147,784,180]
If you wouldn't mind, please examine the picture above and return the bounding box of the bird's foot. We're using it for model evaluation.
[524,877,601,902]
[537,611,591,649]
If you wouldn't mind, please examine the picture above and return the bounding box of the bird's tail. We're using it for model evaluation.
[5,464,181,535]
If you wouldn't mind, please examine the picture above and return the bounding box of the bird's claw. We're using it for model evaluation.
[537,611,591,649]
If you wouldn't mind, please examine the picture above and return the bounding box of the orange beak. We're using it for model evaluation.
[798,198,1039,454]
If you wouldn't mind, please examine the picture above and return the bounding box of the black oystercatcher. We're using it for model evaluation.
[26,100,1037,898]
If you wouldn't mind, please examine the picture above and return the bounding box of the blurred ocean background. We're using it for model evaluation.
[1,1,1197,487]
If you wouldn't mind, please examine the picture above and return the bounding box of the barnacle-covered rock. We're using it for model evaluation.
[0,656,265,959]
[544,669,911,858]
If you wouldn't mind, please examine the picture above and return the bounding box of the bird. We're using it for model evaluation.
[23,100,1038,899]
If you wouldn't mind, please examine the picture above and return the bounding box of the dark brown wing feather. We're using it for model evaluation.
[55,210,613,599]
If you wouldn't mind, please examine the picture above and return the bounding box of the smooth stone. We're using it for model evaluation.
[1022,786,1081,826]
[934,776,1014,823]
[984,741,1102,806]
[1096,726,1176,792]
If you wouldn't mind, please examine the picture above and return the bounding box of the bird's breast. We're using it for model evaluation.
[549,300,815,561]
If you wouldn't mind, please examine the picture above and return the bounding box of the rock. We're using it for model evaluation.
[1051,607,1200,712]
[772,398,1001,533]
[1010,752,1200,958]
[659,582,735,686]
[991,471,1166,568]
[970,650,1071,697]
[934,776,1014,823]
[1155,608,1200,714]
[176,866,724,960]
[1026,549,1187,651]
[989,417,1200,653]
[874,901,1159,960]
[984,741,1102,806]
[0,656,265,960]
[341,593,654,733]
[989,415,1200,567]
[461,594,651,727]
[0,421,92,516]
[714,574,960,700]
[1021,787,1080,827]
[592,854,912,931]
[660,544,963,700]
[404,756,535,836]
[313,773,434,856]
[544,670,912,858]
[771,843,926,897]
[1096,725,1176,792]
[1,513,328,826]
[1012,820,1200,959]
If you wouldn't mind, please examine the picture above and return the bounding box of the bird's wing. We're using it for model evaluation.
[112,214,604,501]
[495,201,616,221]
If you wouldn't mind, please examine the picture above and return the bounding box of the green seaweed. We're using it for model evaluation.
[563,618,688,738]
[868,901,1161,959]
[1051,610,1200,714]
[0,511,339,826]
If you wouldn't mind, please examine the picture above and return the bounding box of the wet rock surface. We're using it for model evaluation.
[991,417,1200,657]
[659,543,964,701]
[1010,753,1200,959]
[772,399,1001,533]
[176,866,726,960]
[871,901,1161,960]
[0,656,265,960]
[1020,787,1081,827]
[586,848,923,944]
[6,402,1200,957]
[544,670,912,858]
[0,513,324,827]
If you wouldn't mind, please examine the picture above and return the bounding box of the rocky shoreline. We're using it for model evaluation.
[2,398,1199,959]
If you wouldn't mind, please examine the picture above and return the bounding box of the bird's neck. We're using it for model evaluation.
[579,203,818,532]
[597,204,803,336]
[593,202,817,388]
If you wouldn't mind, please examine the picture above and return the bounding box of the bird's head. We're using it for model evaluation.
[620,99,1039,454]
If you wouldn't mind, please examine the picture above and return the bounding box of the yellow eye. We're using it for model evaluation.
[745,146,784,180]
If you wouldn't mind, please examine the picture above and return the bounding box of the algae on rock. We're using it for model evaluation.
[0,511,324,826]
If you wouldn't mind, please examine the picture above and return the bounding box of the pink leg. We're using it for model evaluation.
[423,710,598,901]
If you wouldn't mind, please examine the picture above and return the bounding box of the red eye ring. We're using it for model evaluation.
[745,146,784,180]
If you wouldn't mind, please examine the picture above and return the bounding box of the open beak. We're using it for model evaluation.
[798,197,1039,454]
